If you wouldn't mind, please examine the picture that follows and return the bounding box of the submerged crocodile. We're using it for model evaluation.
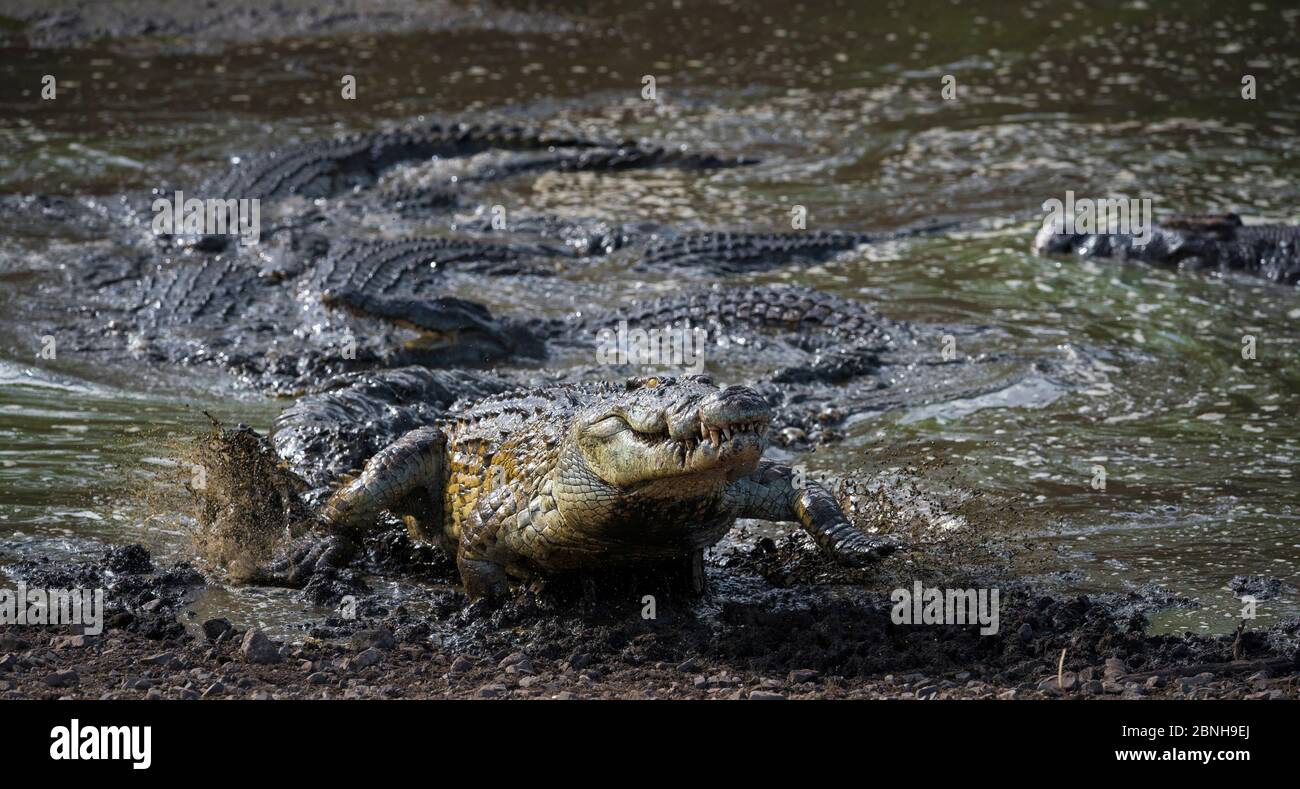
[266,282,1017,489]
[7,115,969,398]
[273,375,898,600]
[12,121,761,392]
[1033,213,1300,285]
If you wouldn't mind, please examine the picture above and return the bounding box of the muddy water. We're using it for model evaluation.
[1,0,1298,636]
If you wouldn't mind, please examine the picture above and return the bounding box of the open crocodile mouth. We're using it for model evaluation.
[628,417,770,469]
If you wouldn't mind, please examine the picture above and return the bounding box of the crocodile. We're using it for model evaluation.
[285,283,939,459]
[7,119,1016,444]
[203,121,754,202]
[634,226,957,273]
[7,119,778,393]
[277,374,899,600]
[335,283,906,380]
[1033,213,1300,285]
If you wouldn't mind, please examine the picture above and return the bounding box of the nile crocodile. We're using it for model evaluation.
[9,116,967,396]
[205,122,754,200]
[269,283,978,483]
[9,121,773,392]
[637,226,956,273]
[280,375,899,600]
[1033,213,1300,285]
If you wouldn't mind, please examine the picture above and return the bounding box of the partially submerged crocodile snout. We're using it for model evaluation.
[321,287,546,365]
[580,378,771,489]
[1034,212,1300,285]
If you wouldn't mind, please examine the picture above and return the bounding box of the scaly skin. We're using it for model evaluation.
[330,284,906,384]
[316,375,898,600]
[1034,213,1300,285]
[26,121,759,393]
[203,121,756,202]
[270,285,943,488]
[638,225,955,272]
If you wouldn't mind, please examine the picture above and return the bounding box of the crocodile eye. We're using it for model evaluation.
[644,377,659,388]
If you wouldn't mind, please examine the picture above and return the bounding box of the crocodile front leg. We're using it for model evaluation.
[268,426,447,586]
[322,426,446,534]
[726,459,899,565]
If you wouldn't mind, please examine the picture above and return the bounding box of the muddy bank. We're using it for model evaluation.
[2,542,1296,700]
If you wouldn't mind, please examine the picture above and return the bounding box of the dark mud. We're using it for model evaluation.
[39,423,1266,700]
[3,537,1297,700]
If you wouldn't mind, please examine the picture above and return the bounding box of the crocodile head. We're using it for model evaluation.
[1034,214,1248,261]
[570,375,772,499]
[321,288,545,366]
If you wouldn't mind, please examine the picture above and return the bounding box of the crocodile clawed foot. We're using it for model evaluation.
[264,527,359,589]
[834,533,903,567]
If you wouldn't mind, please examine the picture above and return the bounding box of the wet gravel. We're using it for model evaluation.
[2,542,1296,700]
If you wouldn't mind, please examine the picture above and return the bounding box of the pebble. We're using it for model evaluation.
[347,648,384,670]
[350,628,396,652]
[749,691,785,700]
[143,651,178,668]
[476,683,507,698]
[498,651,529,669]
[43,670,80,687]
[202,618,233,641]
[240,629,281,665]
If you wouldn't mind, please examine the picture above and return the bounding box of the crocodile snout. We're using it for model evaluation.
[701,385,772,429]
[663,383,771,444]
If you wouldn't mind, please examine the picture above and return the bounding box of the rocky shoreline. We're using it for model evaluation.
[2,542,1296,701]
[2,623,1296,701]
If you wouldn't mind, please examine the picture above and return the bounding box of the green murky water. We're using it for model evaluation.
[1,0,1298,635]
